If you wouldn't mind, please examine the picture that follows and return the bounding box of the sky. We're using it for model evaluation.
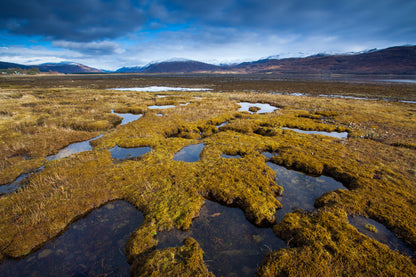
[0,0,415,70]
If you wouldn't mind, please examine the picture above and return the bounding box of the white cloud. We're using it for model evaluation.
[52,40,124,55]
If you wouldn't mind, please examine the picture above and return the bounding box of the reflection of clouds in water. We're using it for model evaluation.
[110,86,212,92]
[237,102,278,114]
[282,127,348,139]
[266,162,346,223]
[173,143,205,162]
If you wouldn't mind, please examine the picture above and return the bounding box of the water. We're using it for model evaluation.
[173,143,205,162]
[266,162,347,223]
[157,200,286,277]
[261,152,277,159]
[238,102,278,114]
[46,135,103,162]
[148,105,176,109]
[0,201,143,277]
[378,79,416,84]
[109,86,212,92]
[109,145,151,160]
[282,127,348,139]
[0,172,32,195]
[216,121,229,129]
[348,215,414,257]
[221,154,242,159]
[111,110,142,125]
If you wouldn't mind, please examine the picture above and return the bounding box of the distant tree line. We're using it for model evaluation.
[1,67,41,75]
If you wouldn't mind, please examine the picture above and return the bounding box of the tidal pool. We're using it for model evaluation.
[157,200,286,277]
[238,102,278,114]
[173,143,205,162]
[148,104,176,109]
[109,145,151,160]
[46,134,103,161]
[109,86,212,92]
[266,162,347,223]
[0,201,143,277]
[348,215,414,257]
[282,127,348,139]
[111,110,142,125]
[221,154,241,159]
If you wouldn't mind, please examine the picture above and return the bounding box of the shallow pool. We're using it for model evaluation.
[157,200,285,277]
[0,201,143,277]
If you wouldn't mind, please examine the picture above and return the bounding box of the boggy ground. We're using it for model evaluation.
[0,75,415,276]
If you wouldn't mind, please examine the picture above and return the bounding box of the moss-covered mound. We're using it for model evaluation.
[130,237,214,277]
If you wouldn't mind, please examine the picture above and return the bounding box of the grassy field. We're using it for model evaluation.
[0,74,415,276]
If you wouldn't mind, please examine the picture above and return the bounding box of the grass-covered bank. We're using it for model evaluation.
[0,75,415,275]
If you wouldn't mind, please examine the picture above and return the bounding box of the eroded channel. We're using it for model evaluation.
[0,201,143,277]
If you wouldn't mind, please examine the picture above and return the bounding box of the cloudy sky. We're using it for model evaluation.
[0,0,415,70]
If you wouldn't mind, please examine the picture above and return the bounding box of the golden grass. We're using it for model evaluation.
[0,76,415,275]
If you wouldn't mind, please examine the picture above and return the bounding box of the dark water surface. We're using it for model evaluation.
[0,201,143,277]
[348,215,414,257]
[109,145,151,160]
[266,162,347,223]
[157,200,286,277]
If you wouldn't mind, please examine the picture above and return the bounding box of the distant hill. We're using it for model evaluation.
[116,60,221,73]
[2,45,415,75]
[0,61,103,74]
[0,62,31,70]
[115,45,416,75]
[231,46,416,74]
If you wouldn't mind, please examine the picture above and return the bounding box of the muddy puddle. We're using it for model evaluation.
[157,200,286,277]
[111,110,142,125]
[109,145,151,160]
[173,143,205,162]
[266,162,347,223]
[0,201,143,277]
[282,127,348,139]
[238,102,278,114]
[348,215,414,257]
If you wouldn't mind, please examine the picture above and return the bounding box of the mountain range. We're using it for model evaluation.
[1,46,415,75]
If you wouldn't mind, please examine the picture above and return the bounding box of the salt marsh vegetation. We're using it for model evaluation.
[0,74,415,276]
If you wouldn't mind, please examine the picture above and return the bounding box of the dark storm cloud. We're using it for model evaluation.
[0,0,147,41]
[1,0,415,49]
[155,0,416,40]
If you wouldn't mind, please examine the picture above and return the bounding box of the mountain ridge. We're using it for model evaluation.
[1,45,415,75]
